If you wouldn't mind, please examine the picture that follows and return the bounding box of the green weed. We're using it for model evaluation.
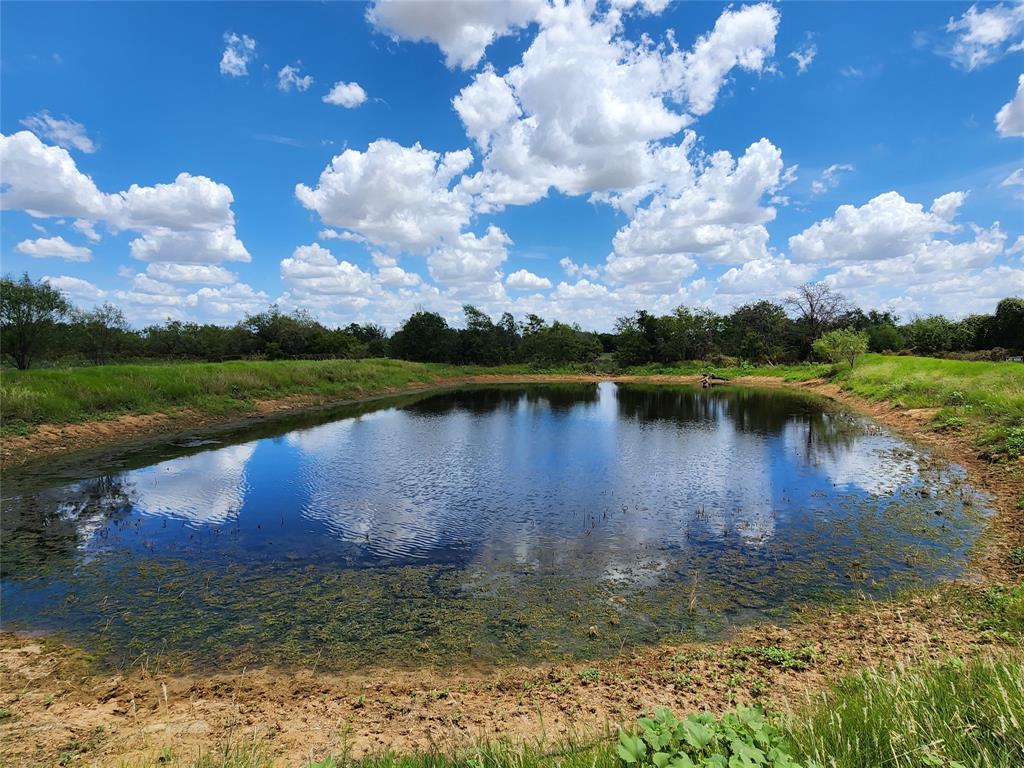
[732,645,817,671]
[617,706,811,768]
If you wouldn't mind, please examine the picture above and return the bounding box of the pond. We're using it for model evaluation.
[1,383,989,672]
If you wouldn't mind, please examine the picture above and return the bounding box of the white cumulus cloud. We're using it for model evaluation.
[72,219,101,242]
[1,132,250,265]
[0,131,110,219]
[506,269,551,290]
[295,139,473,253]
[945,2,1024,70]
[559,257,600,279]
[43,275,106,302]
[810,163,854,195]
[426,225,511,287]
[281,243,376,296]
[451,1,778,214]
[789,190,966,264]
[220,32,256,77]
[186,282,269,320]
[16,235,92,262]
[367,0,543,70]
[996,73,1024,137]
[323,81,367,108]
[278,64,314,92]
[145,263,239,285]
[677,3,779,116]
[788,43,817,74]
[610,138,785,270]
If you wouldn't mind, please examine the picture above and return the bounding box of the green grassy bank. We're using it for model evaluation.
[2,354,1022,455]
[631,354,1024,458]
[0,358,457,432]
[138,653,1024,768]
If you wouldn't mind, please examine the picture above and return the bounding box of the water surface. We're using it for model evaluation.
[1,383,988,670]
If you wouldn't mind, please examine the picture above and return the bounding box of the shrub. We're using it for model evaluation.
[617,706,814,768]
[812,329,868,368]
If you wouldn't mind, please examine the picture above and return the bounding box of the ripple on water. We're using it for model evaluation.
[0,382,991,671]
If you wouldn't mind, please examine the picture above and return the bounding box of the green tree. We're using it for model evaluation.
[242,306,324,358]
[345,323,389,357]
[813,328,869,368]
[0,273,71,369]
[726,301,792,364]
[905,315,957,355]
[457,305,508,365]
[658,307,722,362]
[71,303,132,364]
[388,310,456,362]
[866,322,903,352]
[521,321,602,366]
[613,311,658,366]
[992,297,1024,351]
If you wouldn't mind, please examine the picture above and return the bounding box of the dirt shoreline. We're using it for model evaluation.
[2,374,1022,766]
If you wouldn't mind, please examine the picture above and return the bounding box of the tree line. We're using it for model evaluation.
[1,273,1021,370]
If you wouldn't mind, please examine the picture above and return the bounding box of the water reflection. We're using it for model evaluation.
[1,476,132,580]
[129,444,255,526]
[0,383,989,670]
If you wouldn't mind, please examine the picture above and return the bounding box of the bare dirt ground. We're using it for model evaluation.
[2,589,1019,767]
[2,374,1022,766]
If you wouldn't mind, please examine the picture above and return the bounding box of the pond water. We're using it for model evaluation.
[1,383,988,671]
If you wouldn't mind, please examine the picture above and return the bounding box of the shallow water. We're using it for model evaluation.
[1,383,989,671]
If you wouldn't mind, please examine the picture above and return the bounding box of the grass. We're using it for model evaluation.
[646,353,1024,458]
[126,656,1024,768]
[786,655,1024,768]
[623,360,831,382]
[4,354,1022,455]
[0,358,455,431]
[832,355,1024,457]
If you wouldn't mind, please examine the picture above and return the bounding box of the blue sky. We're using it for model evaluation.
[2,1,1023,330]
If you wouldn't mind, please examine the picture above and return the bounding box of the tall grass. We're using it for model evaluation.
[0,359,453,428]
[624,360,831,381]
[835,354,1024,457]
[786,655,1024,768]
[344,737,617,768]
[836,354,1024,418]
